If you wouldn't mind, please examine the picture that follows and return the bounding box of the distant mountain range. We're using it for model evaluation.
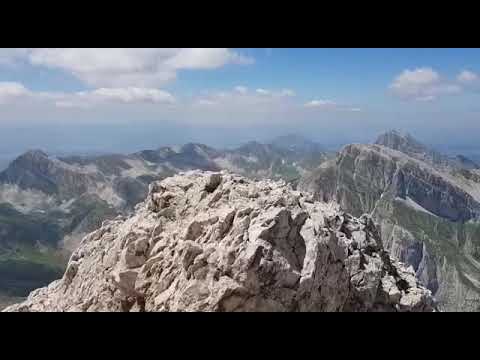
[2,130,480,311]
[0,134,331,302]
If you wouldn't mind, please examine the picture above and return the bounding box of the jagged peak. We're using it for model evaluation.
[4,149,52,170]
[374,130,434,158]
[17,149,49,160]
[376,129,422,145]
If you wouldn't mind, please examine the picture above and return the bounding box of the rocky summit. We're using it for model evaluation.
[4,171,435,312]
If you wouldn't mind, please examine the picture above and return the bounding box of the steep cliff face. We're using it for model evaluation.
[299,142,480,311]
[3,171,434,312]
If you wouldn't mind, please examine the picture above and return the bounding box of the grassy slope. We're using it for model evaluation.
[0,203,62,247]
[0,196,116,298]
[0,245,67,297]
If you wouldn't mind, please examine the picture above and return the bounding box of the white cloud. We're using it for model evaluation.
[457,70,480,93]
[54,100,87,108]
[0,80,175,108]
[234,86,248,94]
[457,70,478,84]
[0,81,362,128]
[256,88,270,95]
[0,82,30,101]
[0,48,254,88]
[54,87,176,108]
[188,86,297,119]
[89,87,175,104]
[416,95,435,102]
[198,87,297,108]
[0,77,365,130]
[304,99,360,112]
[305,99,337,108]
[280,89,295,97]
[195,99,218,106]
[0,49,30,65]
[180,88,302,127]
[389,67,461,101]
[165,48,253,69]
[253,88,294,97]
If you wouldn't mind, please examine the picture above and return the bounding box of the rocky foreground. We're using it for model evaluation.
[4,171,436,312]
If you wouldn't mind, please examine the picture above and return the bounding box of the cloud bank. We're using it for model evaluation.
[389,67,480,101]
[0,48,254,88]
[389,67,461,101]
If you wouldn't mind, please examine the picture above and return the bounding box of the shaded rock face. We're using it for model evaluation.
[3,171,434,312]
[0,150,98,198]
[299,143,480,311]
[335,145,480,222]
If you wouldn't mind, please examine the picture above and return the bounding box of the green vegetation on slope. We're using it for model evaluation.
[0,203,62,248]
[64,194,118,234]
[375,198,480,294]
[0,245,67,297]
[0,199,114,298]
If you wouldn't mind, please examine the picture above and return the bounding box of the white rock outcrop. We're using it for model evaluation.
[4,171,436,312]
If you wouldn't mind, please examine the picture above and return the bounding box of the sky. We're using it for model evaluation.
[1,48,480,158]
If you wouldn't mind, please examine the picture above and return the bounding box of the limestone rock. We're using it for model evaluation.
[3,171,435,312]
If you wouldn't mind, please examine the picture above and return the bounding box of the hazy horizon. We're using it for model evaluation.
[1,48,480,159]
[2,128,480,172]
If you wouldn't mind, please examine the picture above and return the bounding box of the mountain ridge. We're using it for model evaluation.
[299,132,480,311]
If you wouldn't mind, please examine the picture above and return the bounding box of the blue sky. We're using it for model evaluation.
[0,48,479,156]
[172,48,480,99]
